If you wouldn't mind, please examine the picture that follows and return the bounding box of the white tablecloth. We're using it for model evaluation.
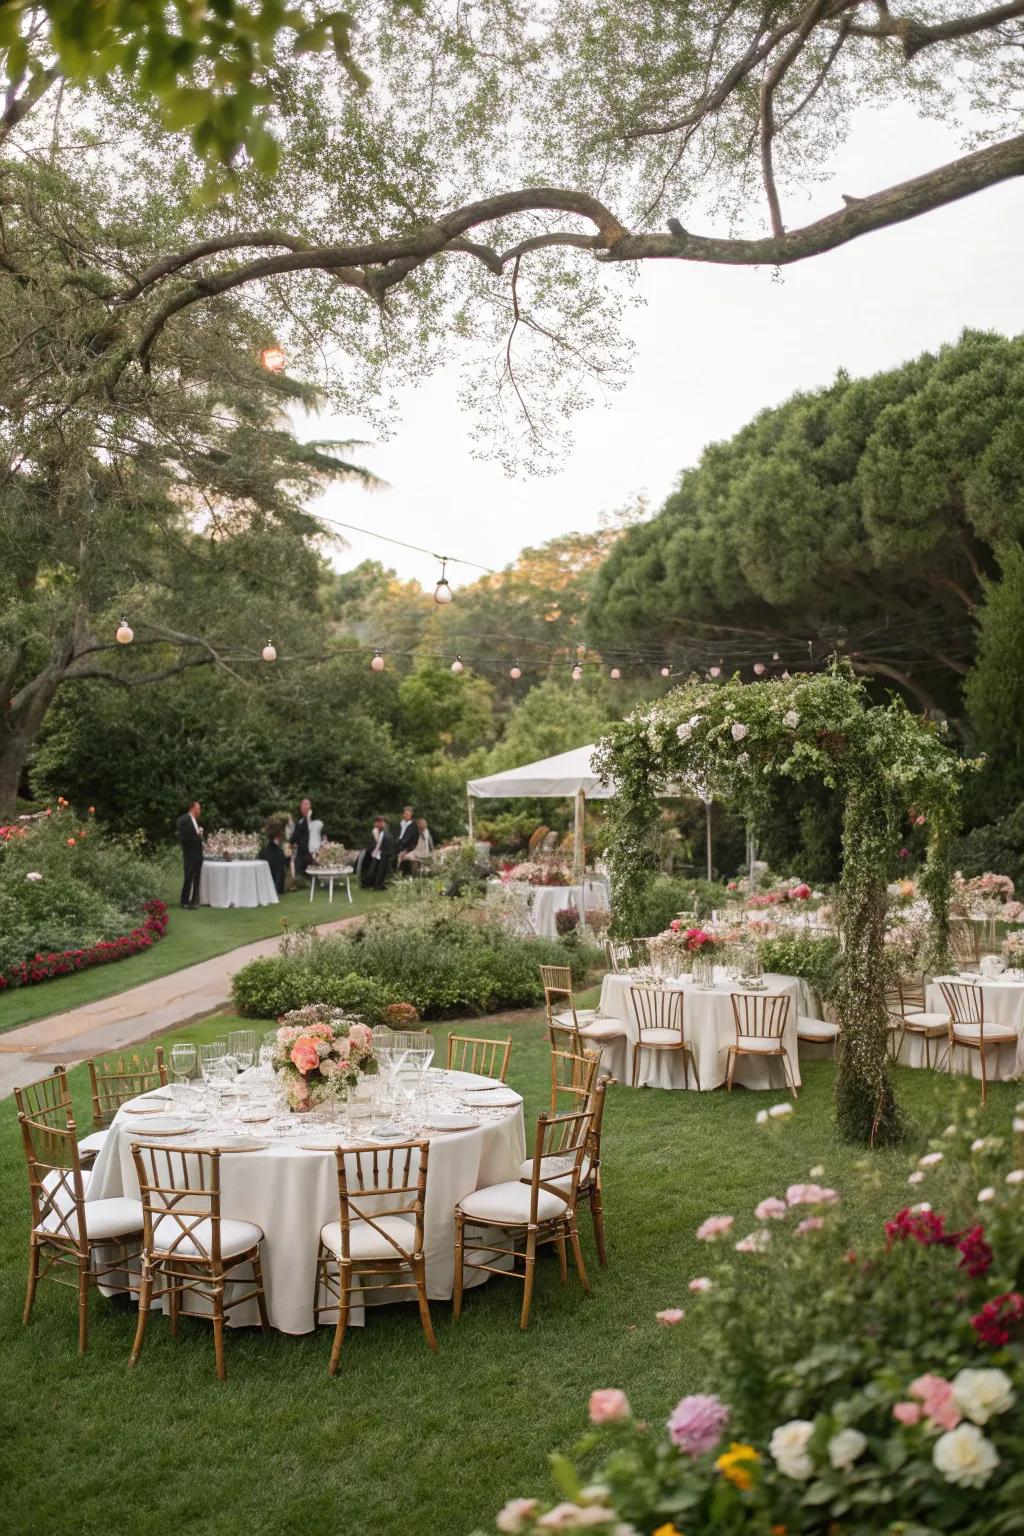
[199,859,279,909]
[529,879,610,938]
[88,1072,526,1333]
[598,971,803,1092]
[922,975,1024,1080]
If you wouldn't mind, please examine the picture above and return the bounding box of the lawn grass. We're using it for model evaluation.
[1,999,1019,1536]
[0,880,385,1035]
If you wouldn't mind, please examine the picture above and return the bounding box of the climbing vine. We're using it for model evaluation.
[594,666,971,1146]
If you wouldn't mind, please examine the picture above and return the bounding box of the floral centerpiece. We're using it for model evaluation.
[271,1004,378,1111]
[206,829,260,860]
[1001,929,1024,972]
[481,1105,1024,1536]
[501,858,571,887]
[310,838,347,867]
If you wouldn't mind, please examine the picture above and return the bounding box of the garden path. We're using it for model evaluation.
[0,914,362,1099]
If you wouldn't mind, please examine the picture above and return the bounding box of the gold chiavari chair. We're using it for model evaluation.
[520,1073,614,1267]
[540,964,626,1054]
[20,1111,143,1353]
[547,1042,600,1115]
[727,992,798,1098]
[949,921,981,971]
[88,1047,168,1129]
[939,981,1016,1108]
[129,1141,268,1381]
[445,1033,513,1082]
[629,984,699,1089]
[885,977,949,1069]
[455,1106,592,1329]
[314,1140,435,1373]
[14,1066,109,1166]
[603,939,619,973]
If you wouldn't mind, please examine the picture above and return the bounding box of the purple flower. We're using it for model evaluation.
[666,1393,731,1457]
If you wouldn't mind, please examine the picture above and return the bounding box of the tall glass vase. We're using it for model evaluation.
[692,953,716,989]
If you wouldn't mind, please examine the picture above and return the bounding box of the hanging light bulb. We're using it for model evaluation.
[610,667,621,680]
[115,617,134,645]
[660,665,670,678]
[753,661,766,676]
[509,662,522,680]
[261,641,277,663]
[772,651,780,662]
[571,664,583,682]
[451,656,464,674]
[260,345,286,373]
[370,650,385,672]
[433,558,453,605]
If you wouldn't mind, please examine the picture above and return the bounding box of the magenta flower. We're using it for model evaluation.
[667,1393,731,1457]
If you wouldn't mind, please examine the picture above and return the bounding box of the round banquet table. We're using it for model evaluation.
[88,1071,526,1333]
[598,971,803,1092]
[922,974,1024,1080]
[199,858,279,909]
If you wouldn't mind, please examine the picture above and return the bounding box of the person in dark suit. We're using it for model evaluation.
[260,828,289,895]
[396,804,418,875]
[290,797,314,882]
[360,816,393,889]
[176,800,204,908]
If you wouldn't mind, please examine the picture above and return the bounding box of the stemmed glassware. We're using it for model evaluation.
[228,1029,256,1071]
[404,1031,435,1112]
[170,1043,196,1085]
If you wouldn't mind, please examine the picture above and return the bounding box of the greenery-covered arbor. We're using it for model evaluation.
[594,668,969,1145]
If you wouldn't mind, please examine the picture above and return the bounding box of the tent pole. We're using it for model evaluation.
[705,798,713,882]
[467,793,474,840]
[573,788,586,882]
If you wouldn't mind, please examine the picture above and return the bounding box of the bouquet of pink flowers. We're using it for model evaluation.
[271,1004,378,1110]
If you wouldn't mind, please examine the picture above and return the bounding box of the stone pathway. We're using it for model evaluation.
[0,914,361,1099]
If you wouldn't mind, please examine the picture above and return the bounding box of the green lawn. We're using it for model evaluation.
[0,880,385,1035]
[1,1000,1019,1536]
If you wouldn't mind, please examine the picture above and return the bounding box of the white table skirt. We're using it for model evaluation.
[88,1075,526,1333]
[920,976,1024,1080]
[528,879,610,938]
[598,971,803,1092]
[199,859,279,909]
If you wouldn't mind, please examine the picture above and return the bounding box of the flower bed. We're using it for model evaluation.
[0,899,169,990]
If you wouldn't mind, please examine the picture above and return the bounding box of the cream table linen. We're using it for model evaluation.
[529,879,610,937]
[598,971,802,1092]
[919,975,1024,1080]
[88,1071,526,1332]
[199,859,279,909]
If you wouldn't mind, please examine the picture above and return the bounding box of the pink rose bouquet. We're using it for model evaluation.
[272,1003,379,1110]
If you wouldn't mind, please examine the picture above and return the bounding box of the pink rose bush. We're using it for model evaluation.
[271,1004,379,1109]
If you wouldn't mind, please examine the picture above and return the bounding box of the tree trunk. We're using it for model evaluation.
[0,724,34,818]
[0,664,66,818]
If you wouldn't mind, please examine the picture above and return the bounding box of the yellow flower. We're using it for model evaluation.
[652,1525,684,1536]
[715,1441,761,1491]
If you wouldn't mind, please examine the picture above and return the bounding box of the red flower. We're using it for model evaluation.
[972,1292,1024,1349]
[884,1207,955,1248]
[957,1225,994,1279]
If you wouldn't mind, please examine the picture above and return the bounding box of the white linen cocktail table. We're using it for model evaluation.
[87,1071,526,1333]
[598,971,803,1092]
[199,859,279,909]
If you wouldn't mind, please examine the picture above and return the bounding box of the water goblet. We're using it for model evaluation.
[200,1041,228,1085]
[228,1029,256,1071]
[170,1042,197,1085]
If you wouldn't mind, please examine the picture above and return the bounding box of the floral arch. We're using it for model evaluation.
[594,667,969,1145]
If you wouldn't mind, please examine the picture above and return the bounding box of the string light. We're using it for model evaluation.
[660,665,670,678]
[115,618,134,645]
[370,650,385,672]
[260,346,286,372]
[772,652,780,662]
[261,641,277,662]
[610,667,621,680]
[451,656,464,674]
[509,662,522,680]
[433,558,453,605]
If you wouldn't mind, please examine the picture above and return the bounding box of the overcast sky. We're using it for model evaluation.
[307,101,1024,591]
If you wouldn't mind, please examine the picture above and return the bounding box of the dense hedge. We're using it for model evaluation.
[232,908,594,1019]
[614,873,733,937]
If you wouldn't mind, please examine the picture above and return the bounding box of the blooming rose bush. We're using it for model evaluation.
[478,1105,1024,1535]
[270,1003,379,1110]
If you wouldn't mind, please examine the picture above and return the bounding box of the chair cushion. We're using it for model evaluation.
[951,1023,1016,1043]
[578,1019,626,1042]
[636,1027,684,1045]
[41,1166,92,1204]
[320,1214,416,1262]
[903,1012,949,1034]
[732,1035,786,1053]
[797,1017,839,1040]
[518,1154,592,1186]
[78,1130,109,1156]
[37,1195,143,1242]
[459,1180,569,1225]
[151,1214,262,1259]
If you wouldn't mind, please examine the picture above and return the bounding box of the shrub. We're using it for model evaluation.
[756,934,842,1004]
[953,804,1024,891]
[231,959,398,1021]
[615,874,733,937]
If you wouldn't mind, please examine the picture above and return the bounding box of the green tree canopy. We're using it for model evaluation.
[963,543,1024,816]
[586,331,1024,719]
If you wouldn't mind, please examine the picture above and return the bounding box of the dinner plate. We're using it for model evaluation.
[122,1101,173,1114]
[461,1088,521,1108]
[368,1123,407,1140]
[460,1084,505,1096]
[423,1114,479,1132]
[128,1117,197,1136]
[197,1136,270,1153]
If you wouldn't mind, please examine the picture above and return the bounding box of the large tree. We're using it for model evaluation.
[585,330,1024,717]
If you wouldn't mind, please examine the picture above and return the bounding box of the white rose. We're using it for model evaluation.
[918,1151,943,1168]
[828,1428,868,1471]
[770,1420,815,1480]
[731,722,748,742]
[1014,1117,1024,1134]
[675,722,693,743]
[977,1187,996,1203]
[1007,1169,1024,1185]
[809,1165,825,1178]
[783,710,800,728]
[953,1368,1015,1425]
[932,1424,1000,1487]
[942,1123,957,1138]
[25,870,43,881]
[768,1102,794,1119]
[907,1171,925,1186]
[971,1138,986,1152]
[755,1109,769,1125]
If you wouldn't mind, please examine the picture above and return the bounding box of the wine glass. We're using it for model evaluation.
[170,1042,197,1085]
[200,1041,227,1085]
[228,1029,256,1071]
[405,1031,435,1108]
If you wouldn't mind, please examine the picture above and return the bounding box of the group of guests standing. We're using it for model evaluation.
[361,805,435,889]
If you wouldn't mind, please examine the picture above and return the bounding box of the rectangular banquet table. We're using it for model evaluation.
[922,974,1024,1080]
[88,1073,526,1333]
[199,858,279,909]
[598,970,803,1092]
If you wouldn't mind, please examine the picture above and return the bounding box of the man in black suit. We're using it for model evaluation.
[361,816,393,890]
[396,804,417,875]
[291,797,314,883]
[176,800,204,909]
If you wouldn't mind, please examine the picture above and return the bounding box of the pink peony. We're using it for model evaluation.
[696,1214,734,1241]
[910,1374,961,1432]
[666,1392,731,1457]
[893,1402,924,1426]
[496,1498,539,1533]
[348,1022,373,1050]
[656,1307,685,1326]
[795,1216,824,1235]
[589,1388,630,1424]
[688,1277,712,1293]
[786,1182,839,1207]
[289,1037,320,1074]
[755,1197,788,1221]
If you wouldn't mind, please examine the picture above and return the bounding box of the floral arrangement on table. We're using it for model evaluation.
[309,839,348,868]
[1000,929,1024,972]
[667,920,723,953]
[481,1103,1024,1536]
[271,1003,378,1110]
[951,870,1017,918]
[500,859,571,887]
[205,829,260,860]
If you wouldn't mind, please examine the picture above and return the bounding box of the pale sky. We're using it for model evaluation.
[308,101,1024,591]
